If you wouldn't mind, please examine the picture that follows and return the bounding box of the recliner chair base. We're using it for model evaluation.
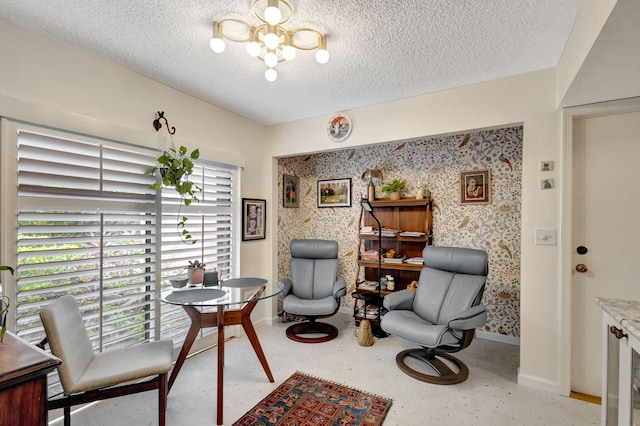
[286,321,338,343]
[396,348,469,385]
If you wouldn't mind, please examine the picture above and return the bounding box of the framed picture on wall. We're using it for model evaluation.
[242,198,266,241]
[317,178,351,208]
[460,169,491,205]
[283,174,300,208]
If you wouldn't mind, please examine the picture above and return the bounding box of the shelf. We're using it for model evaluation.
[357,260,423,272]
[353,288,396,297]
[369,197,430,208]
[359,235,429,243]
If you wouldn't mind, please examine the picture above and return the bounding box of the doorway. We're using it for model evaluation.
[565,99,640,398]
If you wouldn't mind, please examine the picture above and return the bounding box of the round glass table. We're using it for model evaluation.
[160,277,281,425]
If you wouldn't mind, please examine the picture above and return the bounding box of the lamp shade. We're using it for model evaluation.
[362,168,383,202]
[361,168,383,184]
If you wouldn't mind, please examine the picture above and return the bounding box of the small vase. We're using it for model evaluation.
[188,268,204,284]
[389,191,401,200]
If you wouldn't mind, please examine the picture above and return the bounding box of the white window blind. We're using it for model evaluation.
[15,128,159,352]
[12,124,238,352]
[159,163,235,343]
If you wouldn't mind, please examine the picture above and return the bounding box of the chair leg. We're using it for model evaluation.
[286,320,339,343]
[159,372,167,426]
[395,348,470,385]
[64,406,71,426]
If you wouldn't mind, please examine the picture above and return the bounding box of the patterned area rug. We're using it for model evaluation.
[233,371,393,426]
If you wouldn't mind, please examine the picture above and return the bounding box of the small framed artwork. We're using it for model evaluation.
[540,178,554,190]
[540,160,554,171]
[317,178,351,208]
[283,174,300,208]
[460,169,491,205]
[327,114,352,143]
[242,198,266,241]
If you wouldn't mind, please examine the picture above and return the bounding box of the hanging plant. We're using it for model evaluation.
[149,146,201,244]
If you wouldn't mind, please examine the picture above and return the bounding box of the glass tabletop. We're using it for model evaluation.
[160,277,281,307]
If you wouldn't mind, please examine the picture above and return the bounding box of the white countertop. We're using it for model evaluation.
[595,297,640,340]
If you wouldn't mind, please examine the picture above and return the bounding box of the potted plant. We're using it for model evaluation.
[381,179,406,200]
[187,260,206,284]
[0,266,14,343]
[149,146,201,244]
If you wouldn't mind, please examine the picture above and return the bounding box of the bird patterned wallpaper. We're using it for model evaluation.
[277,126,522,338]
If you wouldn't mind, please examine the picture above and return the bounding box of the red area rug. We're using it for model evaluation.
[233,371,393,426]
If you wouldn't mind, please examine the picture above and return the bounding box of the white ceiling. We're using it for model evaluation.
[0,0,582,126]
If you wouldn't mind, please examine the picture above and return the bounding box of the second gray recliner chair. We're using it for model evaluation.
[381,245,488,384]
[280,239,346,343]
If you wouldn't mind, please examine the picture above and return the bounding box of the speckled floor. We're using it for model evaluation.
[49,313,599,426]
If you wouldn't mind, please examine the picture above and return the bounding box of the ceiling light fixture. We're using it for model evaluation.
[209,0,329,82]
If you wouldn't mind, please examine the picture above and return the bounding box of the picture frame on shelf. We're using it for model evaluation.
[317,178,351,208]
[460,169,491,205]
[242,198,266,241]
[283,174,300,208]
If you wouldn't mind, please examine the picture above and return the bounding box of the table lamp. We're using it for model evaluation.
[361,168,383,202]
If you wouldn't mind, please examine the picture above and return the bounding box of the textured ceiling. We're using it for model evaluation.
[0,0,581,125]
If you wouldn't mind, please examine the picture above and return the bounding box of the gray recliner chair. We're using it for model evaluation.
[381,246,488,384]
[280,239,346,343]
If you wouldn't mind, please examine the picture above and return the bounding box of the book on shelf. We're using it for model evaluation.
[405,257,424,265]
[383,255,406,263]
[398,231,426,237]
[356,305,381,317]
[357,281,379,291]
[360,250,382,261]
[360,227,400,237]
[380,228,399,237]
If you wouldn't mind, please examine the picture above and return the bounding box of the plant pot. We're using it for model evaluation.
[389,191,401,200]
[188,268,204,284]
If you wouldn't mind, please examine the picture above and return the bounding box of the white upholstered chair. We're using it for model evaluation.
[40,295,173,426]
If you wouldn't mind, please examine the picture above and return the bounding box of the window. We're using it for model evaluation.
[6,122,237,353]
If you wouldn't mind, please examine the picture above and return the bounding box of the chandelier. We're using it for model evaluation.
[209,0,329,82]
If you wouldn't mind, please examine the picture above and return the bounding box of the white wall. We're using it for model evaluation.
[0,18,275,322]
[267,69,566,393]
[555,0,617,106]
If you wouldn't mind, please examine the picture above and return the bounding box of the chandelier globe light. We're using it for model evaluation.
[209,0,328,82]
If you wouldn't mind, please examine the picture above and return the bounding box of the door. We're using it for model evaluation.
[571,110,640,397]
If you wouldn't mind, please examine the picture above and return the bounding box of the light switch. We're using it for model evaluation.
[535,228,557,246]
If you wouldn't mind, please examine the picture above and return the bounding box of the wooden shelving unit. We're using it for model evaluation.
[358,197,432,288]
[353,197,432,326]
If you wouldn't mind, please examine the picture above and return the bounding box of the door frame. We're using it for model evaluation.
[560,97,640,395]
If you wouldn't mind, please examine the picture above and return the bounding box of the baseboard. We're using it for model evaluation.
[476,330,520,346]
[517,372,565,395]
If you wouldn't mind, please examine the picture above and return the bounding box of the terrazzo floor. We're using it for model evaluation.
[48,313,600,426]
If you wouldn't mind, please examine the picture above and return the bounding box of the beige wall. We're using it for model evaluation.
[0,18,274,321]
[267,69,565,393]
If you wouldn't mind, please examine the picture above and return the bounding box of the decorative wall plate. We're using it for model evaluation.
[327,114,352,143]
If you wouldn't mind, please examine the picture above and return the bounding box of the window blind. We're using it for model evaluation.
[15,128,159,352]
[13,124,238,352]
[159,163,235,343]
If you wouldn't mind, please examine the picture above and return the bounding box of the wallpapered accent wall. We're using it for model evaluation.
[277,126,522,337]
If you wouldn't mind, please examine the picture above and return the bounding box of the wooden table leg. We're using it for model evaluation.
[239,299,275,382]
